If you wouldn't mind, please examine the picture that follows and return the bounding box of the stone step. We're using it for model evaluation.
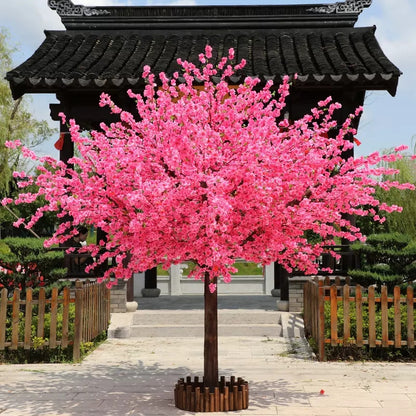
[131,310,280,326]
[127,310,283,338]
[129,323,283,338]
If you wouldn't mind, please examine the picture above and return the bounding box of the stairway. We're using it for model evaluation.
[108,295,305,339]
[129,309,283,338]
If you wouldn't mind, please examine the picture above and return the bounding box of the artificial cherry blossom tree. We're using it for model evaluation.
[2,46,413,393]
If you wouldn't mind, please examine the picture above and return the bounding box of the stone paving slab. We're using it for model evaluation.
[1,335,416,415]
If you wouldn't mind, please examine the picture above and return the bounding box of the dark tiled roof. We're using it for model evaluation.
[49,1,371,30]
[7,26,400,99]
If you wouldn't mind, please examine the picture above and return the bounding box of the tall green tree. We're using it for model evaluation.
[0,29,56,237]
[356,149,416,238]
[379,154,416,237]
[0,29,55,198]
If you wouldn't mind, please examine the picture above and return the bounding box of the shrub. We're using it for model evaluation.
[350,232,416,290]
[322,299,416,361]
[0,237,66,292]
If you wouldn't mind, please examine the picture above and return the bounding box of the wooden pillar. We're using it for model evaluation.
[142,267,161,297]
[59,123,74,166]
[275,263,289,301]
[145,267,157,289]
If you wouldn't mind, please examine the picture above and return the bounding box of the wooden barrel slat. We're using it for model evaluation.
[174,376,249,412]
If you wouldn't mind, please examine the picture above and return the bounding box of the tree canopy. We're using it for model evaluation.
[2,46,413,289]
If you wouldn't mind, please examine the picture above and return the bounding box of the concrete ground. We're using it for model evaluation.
[0,295,415,415]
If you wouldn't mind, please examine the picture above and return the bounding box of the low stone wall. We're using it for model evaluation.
[289,275,349,312]
[110,279,127,313]
[288,276,308,312]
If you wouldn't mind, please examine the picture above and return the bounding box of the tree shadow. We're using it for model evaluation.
[0,360,316,415]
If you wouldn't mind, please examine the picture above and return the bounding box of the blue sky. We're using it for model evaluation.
[0,0,415,158]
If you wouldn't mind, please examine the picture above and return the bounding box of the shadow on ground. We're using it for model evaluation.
[0,360,314,415]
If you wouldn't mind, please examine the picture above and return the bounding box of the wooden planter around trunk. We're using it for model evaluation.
[174,376,249,412]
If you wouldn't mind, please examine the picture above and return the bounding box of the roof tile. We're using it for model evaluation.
[7,27,401,98]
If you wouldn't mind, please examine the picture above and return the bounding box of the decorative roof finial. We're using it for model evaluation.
[48,0,110,17]
[307,0,372,14]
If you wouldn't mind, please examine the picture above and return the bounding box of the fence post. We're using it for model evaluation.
[355,285,363,347]
[73,280,84,362]
[343,285,350,344]
[407,286,414,349]
[330,285,338,347]
[49,287,58,349]
[0,288,8,350]
[62,287,70,348]
[24,288,33,350]
[11,289,21,350]
[394,286,401,348]
[318,280,325,361]
[381,286,389,348]
[368,286,376,348]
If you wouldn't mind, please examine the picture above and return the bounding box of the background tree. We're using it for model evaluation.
[2,46,413,394]
[0,29,56,236]
[356,150,416,237]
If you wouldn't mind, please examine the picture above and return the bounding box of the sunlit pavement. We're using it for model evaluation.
[1,296,415,415]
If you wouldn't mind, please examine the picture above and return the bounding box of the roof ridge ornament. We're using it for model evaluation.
[307,0,372,14]
[48,0,110,17]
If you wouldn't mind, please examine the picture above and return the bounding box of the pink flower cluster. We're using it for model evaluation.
[3,47,414,289]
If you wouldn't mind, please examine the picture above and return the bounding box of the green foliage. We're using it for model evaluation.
[350,232,416,290]
[0,29,57,237]
[356,154,416,238]
[0,240,10,256]
[0,237,65,292]
[0,30,56,194]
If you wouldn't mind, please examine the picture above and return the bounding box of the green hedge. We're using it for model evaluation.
[0,237,66,292]
[350,232,416,291]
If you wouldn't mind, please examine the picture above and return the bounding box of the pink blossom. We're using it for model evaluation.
[142,65,151,78]
[4,140,22,149]
[13,218,26,227]
[209,283,217,293]
[199,53,206,64]
[58,112,67,124]
[205,45,213,59]
[1,198,13,206]
[394,145,408,152]
[2,45,414,291]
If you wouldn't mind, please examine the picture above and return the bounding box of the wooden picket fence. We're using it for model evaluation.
[0,280,110,361]
[303,277,416,361]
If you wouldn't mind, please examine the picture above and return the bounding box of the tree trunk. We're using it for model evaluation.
[204,272,218,391]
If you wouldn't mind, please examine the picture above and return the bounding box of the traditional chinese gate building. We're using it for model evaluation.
[7,0,400,298]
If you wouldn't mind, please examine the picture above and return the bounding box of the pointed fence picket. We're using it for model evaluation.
[0,280,110,361]
[303,277,416,361]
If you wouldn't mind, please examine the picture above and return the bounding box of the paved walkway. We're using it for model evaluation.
[0,296,416,415]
